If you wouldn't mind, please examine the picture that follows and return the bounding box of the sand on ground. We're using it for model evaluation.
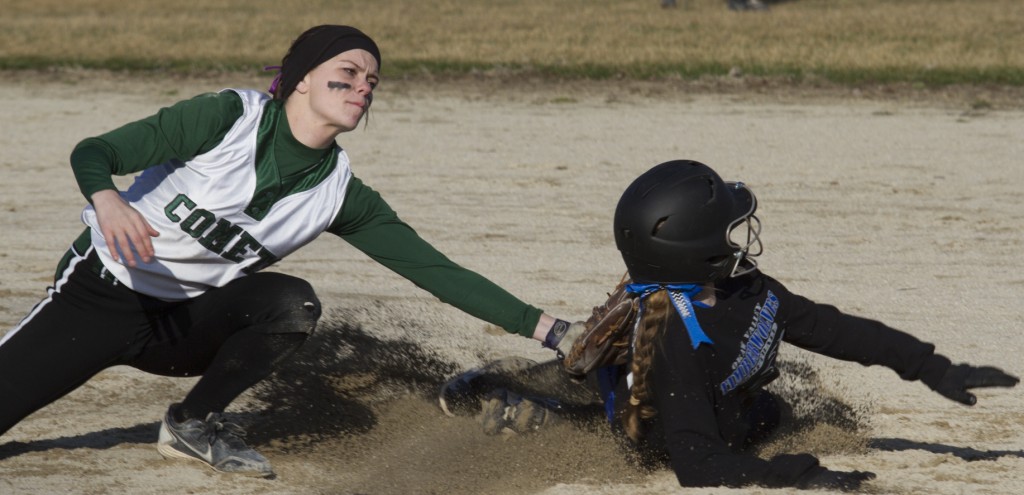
[0,71,1021,494]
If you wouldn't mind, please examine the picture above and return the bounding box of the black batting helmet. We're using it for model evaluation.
[613,160,762,284]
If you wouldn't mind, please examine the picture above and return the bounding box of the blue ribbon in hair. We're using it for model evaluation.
[625,283,713,350]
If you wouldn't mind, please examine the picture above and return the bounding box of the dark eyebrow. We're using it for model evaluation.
[337,58,380,80]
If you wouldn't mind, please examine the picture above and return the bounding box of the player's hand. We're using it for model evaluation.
[931,363,1019,406]
[91,189,160,267]
[796,467,876,491]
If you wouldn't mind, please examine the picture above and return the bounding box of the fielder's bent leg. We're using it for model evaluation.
[127,272,321,476]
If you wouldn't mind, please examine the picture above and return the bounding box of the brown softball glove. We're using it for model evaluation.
[562,273,638,378]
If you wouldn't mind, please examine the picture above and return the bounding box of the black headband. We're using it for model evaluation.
[274,25,381,100]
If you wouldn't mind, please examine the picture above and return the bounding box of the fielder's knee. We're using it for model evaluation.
[252,273,322,335]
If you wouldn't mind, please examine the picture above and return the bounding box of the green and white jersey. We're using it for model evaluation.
[70,88,544,336]
[80,89,350,300]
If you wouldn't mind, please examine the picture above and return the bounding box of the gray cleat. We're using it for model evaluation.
[479,388,560,435]
[157,405,274,478]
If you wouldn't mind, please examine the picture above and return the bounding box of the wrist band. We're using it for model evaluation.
[540,319,573,358]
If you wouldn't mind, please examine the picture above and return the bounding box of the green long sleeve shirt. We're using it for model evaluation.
[69,90,542,337]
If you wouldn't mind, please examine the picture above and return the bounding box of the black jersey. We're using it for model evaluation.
[605,270,943,487]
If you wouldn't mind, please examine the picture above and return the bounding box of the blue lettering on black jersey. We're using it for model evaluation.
[719,291,782,395]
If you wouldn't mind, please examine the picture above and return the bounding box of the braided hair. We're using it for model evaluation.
[622,288,672,442]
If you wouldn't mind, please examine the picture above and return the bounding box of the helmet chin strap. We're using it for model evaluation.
[625,283,713,350]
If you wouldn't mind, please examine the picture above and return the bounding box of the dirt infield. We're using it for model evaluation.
[0,71,1021,494]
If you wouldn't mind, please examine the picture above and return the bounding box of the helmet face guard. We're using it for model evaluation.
[720,182,762,279]
[614,161,763,285]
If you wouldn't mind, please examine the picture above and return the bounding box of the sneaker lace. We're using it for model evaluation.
[203,415,248,445]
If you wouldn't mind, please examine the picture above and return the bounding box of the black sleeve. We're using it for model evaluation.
[776,281,948,384]
[650,323,822,488]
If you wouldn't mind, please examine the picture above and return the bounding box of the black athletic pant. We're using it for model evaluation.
[0,248,321,437]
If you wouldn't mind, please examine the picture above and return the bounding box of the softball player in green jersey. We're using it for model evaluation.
[0,25,579,477]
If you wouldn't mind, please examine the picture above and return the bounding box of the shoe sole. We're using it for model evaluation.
[438,356,538,417]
